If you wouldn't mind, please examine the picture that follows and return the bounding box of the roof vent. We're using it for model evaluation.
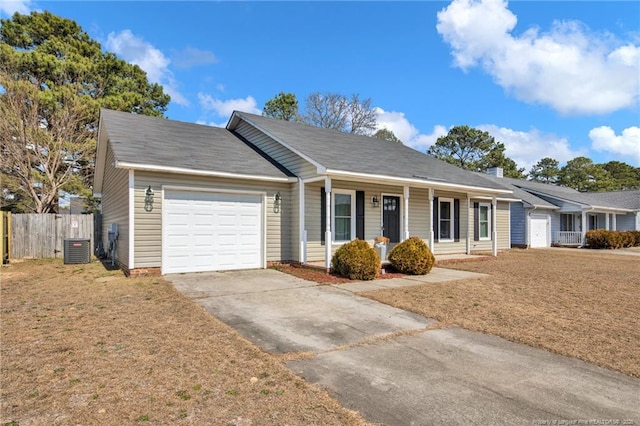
[486,167,503,178]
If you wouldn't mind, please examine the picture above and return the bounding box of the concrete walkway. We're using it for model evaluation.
[168,269,640,425]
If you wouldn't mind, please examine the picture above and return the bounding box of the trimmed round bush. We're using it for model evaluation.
[387,237,435,275]
[331,239,380,280]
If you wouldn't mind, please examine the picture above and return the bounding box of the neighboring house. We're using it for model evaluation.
[94,109,515,275]
[480,168,640,248]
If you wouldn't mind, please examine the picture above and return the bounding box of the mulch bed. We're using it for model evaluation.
[270,264,405,285]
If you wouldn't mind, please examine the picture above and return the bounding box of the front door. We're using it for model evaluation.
[383,196,401,243]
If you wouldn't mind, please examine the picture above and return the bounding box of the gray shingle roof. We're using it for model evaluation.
[587,190,640,210]
[232,112,510,192]
[484,175,640,211]
[476,174,558,209]
[99,109,293,179]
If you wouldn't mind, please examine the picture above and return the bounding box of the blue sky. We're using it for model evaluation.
[1,0,639,169]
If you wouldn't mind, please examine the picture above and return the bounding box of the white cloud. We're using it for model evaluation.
[374,107,446,152]
[478,124,583,170]
[198,93,261,117]
[171,47,217,69]
[436,0,639,115]
[0,0,31,16]
[589,126,640,166]
[195,119,227,128]
[106,30,189,106]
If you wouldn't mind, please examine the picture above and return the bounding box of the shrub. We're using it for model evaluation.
[331,239,380,281]
[387,237,435,275]
[586,230,640,249]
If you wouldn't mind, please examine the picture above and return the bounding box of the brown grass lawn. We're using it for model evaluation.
[0,259,367,425]
[362,248,640,378]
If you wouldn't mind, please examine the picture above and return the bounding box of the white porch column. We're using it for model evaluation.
[466,195,471,255]
[428,188,435,252]
[581,210,587,246]
[492,196,498,257]
[612,214,616,231]
[324,177,332,270]
[605,213,610,230]
[298,178,306,264]
[403,186,410,241]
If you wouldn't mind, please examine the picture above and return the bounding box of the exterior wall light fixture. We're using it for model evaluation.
[144,186,154,212]
[273,192,281,213]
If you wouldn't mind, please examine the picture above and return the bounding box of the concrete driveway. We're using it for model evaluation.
[168,269,640,425]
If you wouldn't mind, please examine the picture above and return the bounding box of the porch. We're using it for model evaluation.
[553,231,583,247]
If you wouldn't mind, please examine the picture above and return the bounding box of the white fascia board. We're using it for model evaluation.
[588,205,633,213]
[325,169,513,195]
[114,161,296,183]
[471,195,521,202]
[228,112,327,173]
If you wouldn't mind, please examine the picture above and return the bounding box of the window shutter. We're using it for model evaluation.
[356,190,365,239]
[320,187,326,245]
[433,197,439,242]
[454,199,460,242]
[473,202,479,241]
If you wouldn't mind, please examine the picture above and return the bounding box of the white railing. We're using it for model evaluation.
[555,231,583,246]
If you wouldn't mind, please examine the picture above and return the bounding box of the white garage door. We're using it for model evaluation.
[163,190,263,274]
[530,215,549,248]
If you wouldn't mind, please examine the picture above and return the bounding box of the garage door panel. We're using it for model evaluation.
[163,190,263,274]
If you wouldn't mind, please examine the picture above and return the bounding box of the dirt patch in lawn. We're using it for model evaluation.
[362,248,640,378]
[0,259,368,425]
[270,264,405,285]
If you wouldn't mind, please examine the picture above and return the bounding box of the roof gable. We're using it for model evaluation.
[94,110,294,191]
[230,112,510,192]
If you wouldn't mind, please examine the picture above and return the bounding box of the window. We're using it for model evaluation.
[439,198,454,241]
[589,214,598,231]
[478,203,490,240]
[332,190,355,243]
[560,214,575,231]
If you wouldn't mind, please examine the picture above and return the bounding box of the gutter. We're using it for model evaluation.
[325,169,513,195]
[114,161,297,183]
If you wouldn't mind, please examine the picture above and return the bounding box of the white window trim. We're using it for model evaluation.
[439,197,454,243]
[332,189,356,244]
[478,202,491,241]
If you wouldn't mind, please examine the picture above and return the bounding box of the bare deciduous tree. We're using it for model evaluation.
[0,70,94,213]
[302,92,377,135]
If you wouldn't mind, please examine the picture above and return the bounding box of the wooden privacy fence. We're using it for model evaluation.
[10,214,95,260]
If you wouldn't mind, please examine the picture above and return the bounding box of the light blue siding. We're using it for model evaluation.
[510,203,526,245]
